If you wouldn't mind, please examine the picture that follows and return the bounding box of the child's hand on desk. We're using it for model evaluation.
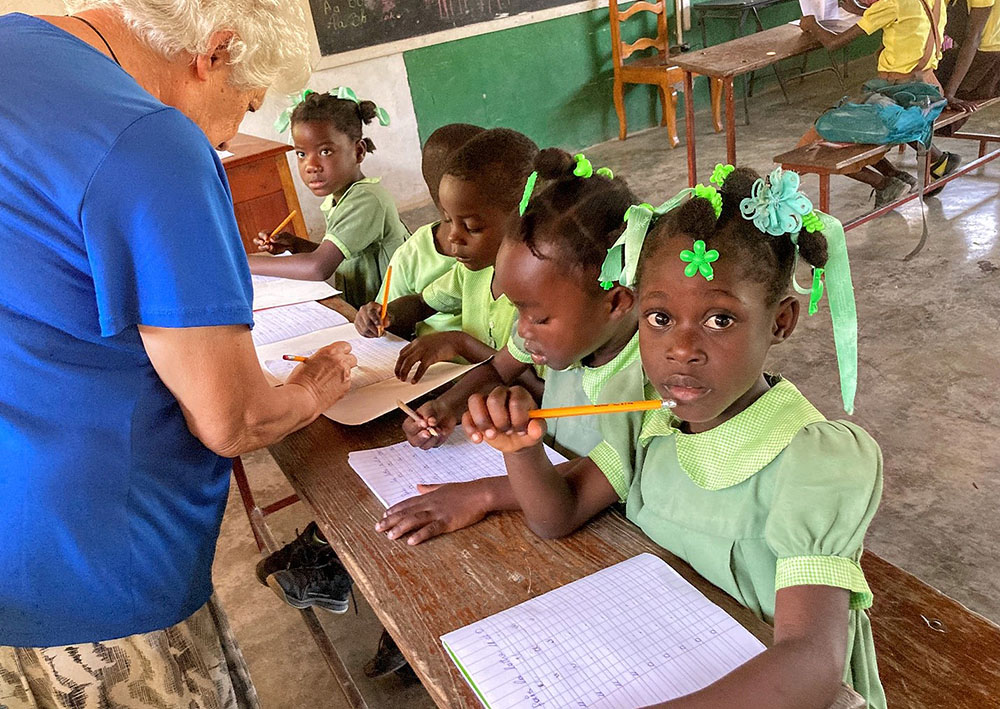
[463,386,546,454]
[253,230,314,255]
[285,342,357,410]
[355,301,390,337]
[375,481,492,545]
[395,332,462,384]
[402,400,457,449]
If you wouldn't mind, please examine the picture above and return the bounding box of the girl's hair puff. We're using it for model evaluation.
[443,128,539,212]
[637,167,828,304]
[291,92,380,152]
[517,148,638,285]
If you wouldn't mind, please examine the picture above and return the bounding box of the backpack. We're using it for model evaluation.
[814,81,946,146]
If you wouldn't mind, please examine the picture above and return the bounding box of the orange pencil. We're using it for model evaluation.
[528,398,676,419]
[269,210,298,239]
[397,399,440,437]
[378,265,393,335]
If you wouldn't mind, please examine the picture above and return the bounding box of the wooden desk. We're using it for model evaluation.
[222,133,308,254]
[264,315,864,708]
[670,23,823,185]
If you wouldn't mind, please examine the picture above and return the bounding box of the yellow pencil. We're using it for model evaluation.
[528,398,676,419]
[378,265,393,335]
[269,210,298,239]
[282,354,308,362]
[397,399,440,437]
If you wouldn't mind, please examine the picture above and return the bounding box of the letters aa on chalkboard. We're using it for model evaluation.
[310,0,580,56]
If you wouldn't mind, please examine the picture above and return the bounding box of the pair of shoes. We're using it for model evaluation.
[255,521,354,614]
[873,176,912,209]
[894,172,918,189]
[364,629,409,678]
[925,152,961,197]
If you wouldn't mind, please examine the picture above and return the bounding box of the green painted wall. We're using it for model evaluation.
[403,2,879,151]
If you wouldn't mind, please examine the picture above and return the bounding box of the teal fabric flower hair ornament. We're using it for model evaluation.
[680,240,720,281]
[739,167,813,236]
[273,86,391,133]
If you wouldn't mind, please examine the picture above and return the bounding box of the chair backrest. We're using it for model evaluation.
[608,0,670,68]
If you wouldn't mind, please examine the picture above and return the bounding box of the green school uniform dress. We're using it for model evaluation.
[589,376,887,709]
[381,221,461,336]
[421,263,516,351]
[507,327,643,457]
[320,177,408,308]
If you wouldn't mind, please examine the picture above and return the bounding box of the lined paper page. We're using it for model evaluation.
[251,301,349,347]
[265,334,408,390]
[442,553,766,709]
[251,273,340,311]
[349,432,567,508]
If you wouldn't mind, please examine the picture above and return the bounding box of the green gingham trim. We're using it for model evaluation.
[506,333,534,364]
[581,331,640,403]
[639,378,825,490]
[776,555,874,610]
[589,440,630,502]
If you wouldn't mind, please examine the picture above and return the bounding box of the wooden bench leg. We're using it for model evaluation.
[660,84,680,149]
[710,78,723,133]
[819,174,830,213]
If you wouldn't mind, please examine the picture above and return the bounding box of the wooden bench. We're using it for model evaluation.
[774,97,1000,216]
[864,550,1000,708]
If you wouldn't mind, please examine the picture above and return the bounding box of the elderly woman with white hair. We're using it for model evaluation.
[0,2,356,706]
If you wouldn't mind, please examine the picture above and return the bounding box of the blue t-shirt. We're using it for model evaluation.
[0,14,254,646]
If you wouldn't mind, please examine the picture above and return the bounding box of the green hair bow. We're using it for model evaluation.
[597,191,688,290]
[273,86,391,133]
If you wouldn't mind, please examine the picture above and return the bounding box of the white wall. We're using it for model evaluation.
[2,0,429,239]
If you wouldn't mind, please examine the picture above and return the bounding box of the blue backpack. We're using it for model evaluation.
[814,80,946,147]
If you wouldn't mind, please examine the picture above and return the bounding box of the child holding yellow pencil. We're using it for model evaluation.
[376,148,648,545]
[463,166,886,709]
[248,88,408,308]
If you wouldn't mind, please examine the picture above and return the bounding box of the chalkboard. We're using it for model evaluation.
[309,0,582,56]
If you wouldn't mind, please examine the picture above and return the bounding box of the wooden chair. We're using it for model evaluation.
[610,0,724,146]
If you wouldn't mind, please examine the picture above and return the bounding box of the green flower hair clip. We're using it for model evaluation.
[520,154,614,217]
[692,183,722,219]
[680,240,720,281]
[710,163,735,187]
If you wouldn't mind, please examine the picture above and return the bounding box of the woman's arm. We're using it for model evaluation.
[139,324,356,457]
[248,240,344,281]
[651,585,850,709]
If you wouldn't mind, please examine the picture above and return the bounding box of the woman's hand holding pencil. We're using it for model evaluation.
[283,342,357,411]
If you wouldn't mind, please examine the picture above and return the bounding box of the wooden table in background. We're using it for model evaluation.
[670,23,823,185]
[264,304,865,708]
[222,133,308,254]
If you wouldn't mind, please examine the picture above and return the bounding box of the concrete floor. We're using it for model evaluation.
[213,56,1000,708]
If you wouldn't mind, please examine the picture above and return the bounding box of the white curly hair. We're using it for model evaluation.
[64,0,312,91]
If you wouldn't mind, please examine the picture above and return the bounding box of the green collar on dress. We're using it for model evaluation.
[639,377,826,490]
[580,329,640,403]
[320,177,381,212]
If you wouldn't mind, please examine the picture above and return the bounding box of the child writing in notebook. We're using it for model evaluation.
[375,148,642,545]
[379,123,485,335]
[249,88,409,307]
[463,166,886,709]
[354,128,537,382]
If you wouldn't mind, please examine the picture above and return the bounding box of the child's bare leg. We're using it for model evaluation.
[845,168,890,190]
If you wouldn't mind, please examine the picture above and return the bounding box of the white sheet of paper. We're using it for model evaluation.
[441,553,766,709]
[798,0,856,24]
[215,149,235,159]
[251,273,341,311]
[348,432,568,508]
[251,301,349,347]
[254,323,475,425]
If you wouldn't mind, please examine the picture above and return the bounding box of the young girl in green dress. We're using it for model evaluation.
[249,88,408,308]
[462,166,886,709]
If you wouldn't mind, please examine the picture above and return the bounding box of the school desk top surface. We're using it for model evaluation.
[670,23,822,76]
[266,298,867,709]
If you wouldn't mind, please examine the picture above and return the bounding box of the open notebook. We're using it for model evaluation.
[349,432,567,508]
[254,323,474,425]
[441,553,766,709]
[251,273,340,311]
